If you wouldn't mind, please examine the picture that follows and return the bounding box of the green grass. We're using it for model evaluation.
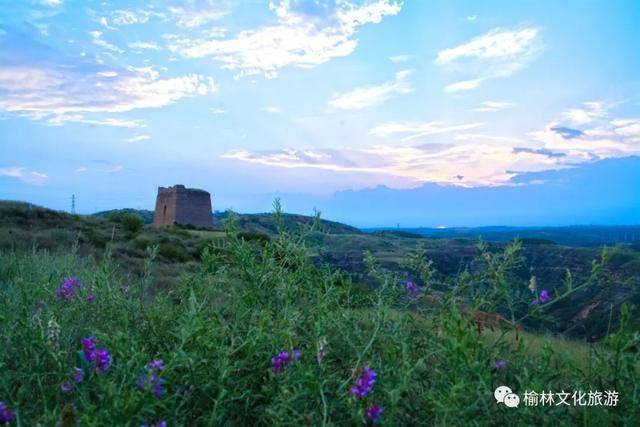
[1,209,639,425]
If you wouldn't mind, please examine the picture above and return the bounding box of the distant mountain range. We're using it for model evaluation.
[273,156,640,228]
[366,225,640,247]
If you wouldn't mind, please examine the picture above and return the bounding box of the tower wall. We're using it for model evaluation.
[152,185,212,228]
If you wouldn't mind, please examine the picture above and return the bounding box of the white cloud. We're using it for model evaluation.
[90,30,124,53]
[47,115,146,128]
[0,64,219,120]
[370,121,484,141]
[0,167,49,185]
[443,79,482,93]
[560,101,607,125]
[41,0,62,6]
[223,101,640,188]
[126,134,150,142]
[210,107,226,114]
[436,27,542,92]
[328,70,412,110]
[75,167,88,173]
[261,106,280,113]
[466,15,477,21]
[472,100,515,112]
[128,42,160,51]
[168,0,401,78]
[168,4,227,28]
[109,9,164,26]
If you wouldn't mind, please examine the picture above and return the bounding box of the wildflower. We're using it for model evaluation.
[141,421,166,427]
[137,359,166,398]
[47,317,61,349]
[271,349,301,374]
[60,382,73,393]
[366,405,383,423]
[494,359,507,370]
[122,286,129,294]
[55,277,83,301]
[539,289,551,304]
[35,300,46,310]
[72,368,84,383]
[528,275,537,293]
[82,337,96,362]
[317,337,328,364]
[0,402,16,424]
[405,281,420,293]
[95,349,111,373]
[148,359,165,371]
[86,294,96,303]
[351,367,377,398]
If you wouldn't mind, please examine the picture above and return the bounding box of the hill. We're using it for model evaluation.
[2,200,640,341]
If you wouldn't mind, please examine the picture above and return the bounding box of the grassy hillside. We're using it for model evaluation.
[2,201,639,341]
[1,203,638,425]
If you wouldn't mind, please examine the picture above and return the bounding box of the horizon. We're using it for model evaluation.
[1,0,639,227]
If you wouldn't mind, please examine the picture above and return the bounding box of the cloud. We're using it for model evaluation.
[47,115,146,128]
[223,101,640,188]
[0,167,48,185]
[126,134,150,142]
[210,107,226,114]
[89,30,124,53]
[221,143,561,187]
[41,0,62,6]
[436,27,542,92]
[370,121,484,141]
[472,100,515,112]
[531,101,640,161]
[466,15,477,21]
[444,79,482,93]
[108,9,164,26]
[261,106,280,113]
[560,101,607,125]
[168,2,228,28]
[167,0,401,78]
[328,70,412,110]
[0,60,218,121]
[128,42,160,51]
[550,126,584,139]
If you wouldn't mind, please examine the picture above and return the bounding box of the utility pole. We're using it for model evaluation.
[71,194,76,214]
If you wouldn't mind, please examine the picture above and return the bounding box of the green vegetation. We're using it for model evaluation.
[1,202,639,425]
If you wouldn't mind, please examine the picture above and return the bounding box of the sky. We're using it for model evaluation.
[0,0,639,226]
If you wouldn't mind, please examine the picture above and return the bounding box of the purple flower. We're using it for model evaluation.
[86,294,96,303]
[55,277,83,301]
[72,368,84,383]
[121,286,129,294]
[35,300,46,310]
[0,402,16,424]
[141,421,166,427]
[350,367,377,398]
[82,337,96,362]
[494,359,507,370]
[405,281,420,293]
[366,405,383,423]
[271,349,301,374]
[148,359,165,371]
[95,348,111,373]
[60,381,73,393]
[539,289,551,304]
[137,359,167,398]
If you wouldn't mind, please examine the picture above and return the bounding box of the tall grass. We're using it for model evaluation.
[1,205,638,425]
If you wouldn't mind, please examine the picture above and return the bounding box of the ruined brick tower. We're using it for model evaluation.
[152,185,212,228]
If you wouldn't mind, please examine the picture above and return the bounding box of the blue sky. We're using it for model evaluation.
[1,0,639,226]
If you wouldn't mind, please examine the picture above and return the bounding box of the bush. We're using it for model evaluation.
[121,214,143,235]
[158,243,189,262]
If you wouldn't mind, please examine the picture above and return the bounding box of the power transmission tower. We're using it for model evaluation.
[71,194,76,214]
